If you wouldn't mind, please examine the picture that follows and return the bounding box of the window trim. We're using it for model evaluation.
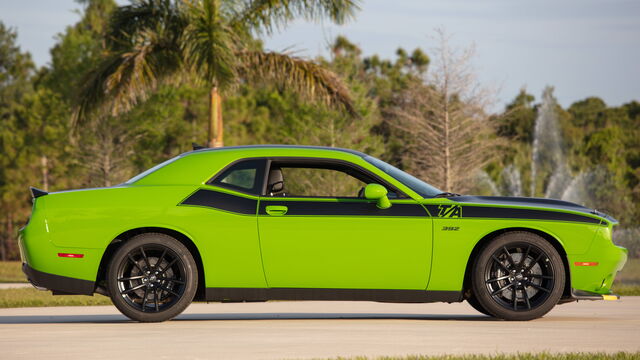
[262,157,409,199]
[207,158,267,196]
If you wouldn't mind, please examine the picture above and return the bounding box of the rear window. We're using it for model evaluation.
[209,159,266,195]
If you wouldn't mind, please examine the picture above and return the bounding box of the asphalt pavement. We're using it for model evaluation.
[0,297,638,359]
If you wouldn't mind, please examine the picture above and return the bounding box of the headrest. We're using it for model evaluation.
[268,167,284,194]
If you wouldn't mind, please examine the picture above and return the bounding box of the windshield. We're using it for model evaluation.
[364,155,442,198]
[125,155,181,184]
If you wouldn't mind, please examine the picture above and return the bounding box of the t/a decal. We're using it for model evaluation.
[437,205,462,218]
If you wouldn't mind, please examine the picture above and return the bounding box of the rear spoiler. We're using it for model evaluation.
[30,187,48,199]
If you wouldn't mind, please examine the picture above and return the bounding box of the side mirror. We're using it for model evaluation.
[364,183,391,209]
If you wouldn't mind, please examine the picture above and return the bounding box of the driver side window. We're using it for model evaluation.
[279,167,366,198]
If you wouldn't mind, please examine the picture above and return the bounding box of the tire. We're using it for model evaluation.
[471,231,565,321]
[107,233,198,322]
[466,294,491,316]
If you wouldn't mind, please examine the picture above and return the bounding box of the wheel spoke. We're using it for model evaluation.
[159,285,180,297]
[520,245,531,269]
[524,252,544,273]
[485,275,510,283]
[512,286,517,310]
[526,281,551,293]
[523,288,532,309]
[157,258,178,276]
[156,249,167,269]
[154,288,160,311]
[503,247,517,268]
[491,282,513,296]
[141,286,149,312]
[491,255,510,272]
[118,275,145,281]
[121,283,146,295]
[127,254,143,272]
[140,247,151,270]
[161,277,185,285]
[527,273,553,279]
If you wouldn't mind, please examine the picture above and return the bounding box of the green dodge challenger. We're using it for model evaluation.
[19,145,627,322]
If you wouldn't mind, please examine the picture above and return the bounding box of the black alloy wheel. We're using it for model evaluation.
[107,233,197,322]
[471,231,565,321]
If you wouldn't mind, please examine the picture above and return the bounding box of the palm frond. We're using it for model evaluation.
[73,30,182,126]
[237,50,356,116]
[182,0,238,88]
[107,0,186,50]
[233,0,360,34]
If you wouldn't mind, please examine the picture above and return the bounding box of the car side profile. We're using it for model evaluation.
[19,145,627,322]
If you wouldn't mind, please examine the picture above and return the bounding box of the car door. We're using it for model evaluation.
[257,158,433,290]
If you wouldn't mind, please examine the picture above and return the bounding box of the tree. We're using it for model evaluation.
[75,0,360,147]
[0,22,36,260]
[389,30,497,193]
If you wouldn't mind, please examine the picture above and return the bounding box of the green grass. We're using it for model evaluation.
[319,353,640,360]
[611,285,640,296]
[0,287,112,308]
[0,261,26,283]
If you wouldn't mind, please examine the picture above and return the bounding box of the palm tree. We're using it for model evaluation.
[74,0,359,147]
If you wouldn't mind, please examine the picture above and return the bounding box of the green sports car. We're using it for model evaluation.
[19,145,627,322]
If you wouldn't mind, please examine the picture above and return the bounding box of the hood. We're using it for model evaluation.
[449,195,617,225]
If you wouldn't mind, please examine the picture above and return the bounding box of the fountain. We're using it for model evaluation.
[479,87,592,206]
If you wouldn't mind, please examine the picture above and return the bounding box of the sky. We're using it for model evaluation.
[1,0,639,109]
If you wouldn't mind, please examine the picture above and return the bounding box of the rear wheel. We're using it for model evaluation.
[471,231,565,321]
[107,233,197,322]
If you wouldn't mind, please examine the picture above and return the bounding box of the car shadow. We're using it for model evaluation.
[0,312,496,324]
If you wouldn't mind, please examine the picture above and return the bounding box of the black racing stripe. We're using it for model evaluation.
[259,200,427,216]
[180,189,257,215]
[425,205,601,224]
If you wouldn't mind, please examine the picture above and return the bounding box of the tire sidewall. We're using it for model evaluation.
[107,233,198,322]
[472,231,565,321]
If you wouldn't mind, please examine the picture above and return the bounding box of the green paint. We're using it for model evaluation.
[19,146,627,297]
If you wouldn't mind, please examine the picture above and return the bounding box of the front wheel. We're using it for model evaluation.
[107,233,198,322]
[471,231,565,321]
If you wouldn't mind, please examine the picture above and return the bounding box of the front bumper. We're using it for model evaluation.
[22,263,95,295]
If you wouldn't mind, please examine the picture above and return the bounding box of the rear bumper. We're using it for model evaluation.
[22,263,95,295]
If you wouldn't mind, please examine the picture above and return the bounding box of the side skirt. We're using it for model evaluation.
[205,287,463,303]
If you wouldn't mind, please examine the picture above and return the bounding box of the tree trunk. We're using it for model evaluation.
[41,155,49,192]
[443,97,451,193]
[103,152,112,187]
[208,87,224,148]
[6,212,14,260]
[0,217,6,261]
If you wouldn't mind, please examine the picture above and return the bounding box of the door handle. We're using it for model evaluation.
[265,205,288,216]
